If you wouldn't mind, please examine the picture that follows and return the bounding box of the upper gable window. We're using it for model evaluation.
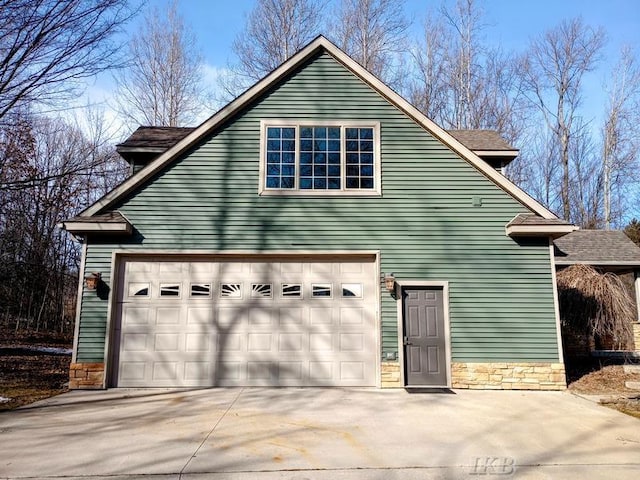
[260,121,380,195]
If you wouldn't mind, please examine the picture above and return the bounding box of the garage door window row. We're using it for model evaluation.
[127,282,364,300]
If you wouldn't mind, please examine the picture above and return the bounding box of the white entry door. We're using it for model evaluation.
[114,256,378,387]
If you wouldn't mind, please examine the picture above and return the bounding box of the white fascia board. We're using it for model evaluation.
[474,150,519,157]
[554,260,640,266]
[505,224,578,238]
[62,222,132,234]
[80,35,558,220]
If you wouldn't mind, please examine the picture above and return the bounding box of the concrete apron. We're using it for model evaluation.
[0,388,639,480]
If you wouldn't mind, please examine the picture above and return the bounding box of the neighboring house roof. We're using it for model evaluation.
[505,213,577,238]
[79,35,558,220]
[554,230,640,267]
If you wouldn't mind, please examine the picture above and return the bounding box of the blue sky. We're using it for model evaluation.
[83,0,640,132]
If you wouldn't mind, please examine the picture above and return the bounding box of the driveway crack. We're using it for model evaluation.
[179,387,244,478]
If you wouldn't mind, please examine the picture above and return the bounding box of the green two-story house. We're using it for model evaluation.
[62,36,576,390]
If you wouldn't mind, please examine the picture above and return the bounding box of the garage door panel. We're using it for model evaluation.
[117,257,377,387]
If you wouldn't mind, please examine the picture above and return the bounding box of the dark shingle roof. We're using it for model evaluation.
[64,211,129,224]
[447,130,517,152]
[508,213,572,227]
[116,126,195,150]
[554,230,640,265]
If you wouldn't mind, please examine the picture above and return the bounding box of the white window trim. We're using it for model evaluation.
[259,119,381,196]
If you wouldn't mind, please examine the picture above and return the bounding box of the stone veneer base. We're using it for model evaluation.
[633,323,640,351]
[380,361,566,390]
[69,362,105,389]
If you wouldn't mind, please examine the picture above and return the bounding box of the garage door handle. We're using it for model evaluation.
[403,336,412,346]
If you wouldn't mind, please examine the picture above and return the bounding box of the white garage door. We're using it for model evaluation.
[114,256,378,387]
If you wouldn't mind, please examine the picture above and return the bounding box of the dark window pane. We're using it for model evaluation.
[315,152,326,163]
[328,178,341,189]
[267,139,280,150]
[328,127,340,139]
[282,165,295,176]
[267,164,280,175]
[300,165,312,176]
[315,139,326,150]
[346,152,359,163]
[281,176,295,188]
[347,165,360,176]
[300,127,312,138]
[267,127,280,138]
[361,153,373,164]
[328,152,340,164]
[360,140,373,152]
[328,165,340,176]
[361,177,374,189]
[314,165,327,176]
[266,176,279,188]
[346,140,358,151]
[346,177,359,188]
[282,140,295,151]
[267,152,280,163]
[282,152,295,163]
[346,128,358,139]
[300,177,312,189]
[300,140,312,151]
[314,127,326,137]
[328,140,340,151]
[362,165,374,176]
[314,178,327,189]
[360,128,373,140]
[300,152,313,164]
[282,127,295,139]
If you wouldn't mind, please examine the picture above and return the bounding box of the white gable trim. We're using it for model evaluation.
[82,36,558,219]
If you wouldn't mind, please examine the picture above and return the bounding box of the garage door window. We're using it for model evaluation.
[281,284,302,297]
[251,283,272,298]
[190,283,211,297]
[160,283,181,297]
[221,283,242,298]
[129,283,150,298]
[312,283,332,297]
[341,283,362,298]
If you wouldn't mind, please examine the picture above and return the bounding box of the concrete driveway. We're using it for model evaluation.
[0,388,639,480]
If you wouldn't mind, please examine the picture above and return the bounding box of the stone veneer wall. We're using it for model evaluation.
[451,362,566,390]
[380,361,566,390]
[633,323,640,351]
[69,363,105,389]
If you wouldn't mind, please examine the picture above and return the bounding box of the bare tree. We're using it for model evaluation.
[114,1,205,127]
[602,46,640,229]
[520,18,606,220]
[0,0,133,127]
[330,0,409,82]
[220,0,325,99]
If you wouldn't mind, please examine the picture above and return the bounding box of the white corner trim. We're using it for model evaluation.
[549,240,565,364]
[71,242,87,364]
[62,222,132,233]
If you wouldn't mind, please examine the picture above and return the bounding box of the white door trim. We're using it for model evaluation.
[394,280,452,388]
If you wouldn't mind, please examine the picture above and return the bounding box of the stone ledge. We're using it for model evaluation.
[380,361,402,388]
[69,362,105,389]
[452,362,566,390]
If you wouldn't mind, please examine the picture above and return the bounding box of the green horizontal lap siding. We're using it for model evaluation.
[76,51,559,364]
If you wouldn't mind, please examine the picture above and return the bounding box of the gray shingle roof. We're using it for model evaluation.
[554,230,640,265]
[507,213,572,227]
[64,211,129,224]
[446,130,517,152]
[116,127,195,150]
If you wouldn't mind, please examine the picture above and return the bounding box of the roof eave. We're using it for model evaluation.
[79,35,559,220]
[506,224,579,239]
[59,221,133,236]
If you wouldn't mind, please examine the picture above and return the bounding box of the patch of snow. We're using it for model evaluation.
[19,346,72,355]
[0,397,10,404]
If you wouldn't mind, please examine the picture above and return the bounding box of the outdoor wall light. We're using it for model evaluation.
[384,272,396,293]
[84,272,101,291]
